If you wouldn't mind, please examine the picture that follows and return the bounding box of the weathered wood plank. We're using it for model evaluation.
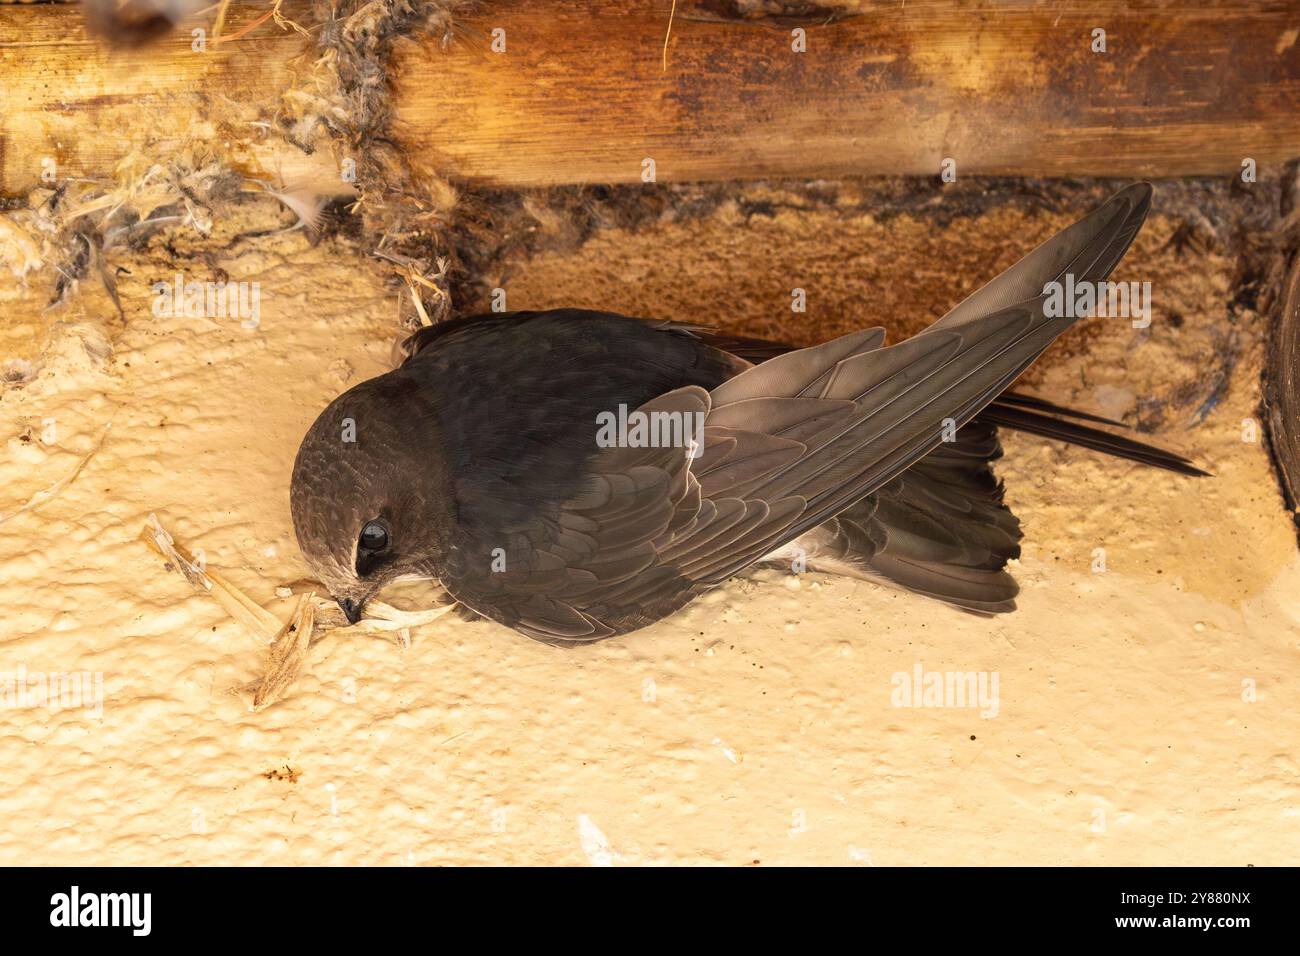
[2,1,1299,193]
[392,0,1300,184]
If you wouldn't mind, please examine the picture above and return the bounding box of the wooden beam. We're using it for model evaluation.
[2,1,1299,194]
[392,0,1300,184]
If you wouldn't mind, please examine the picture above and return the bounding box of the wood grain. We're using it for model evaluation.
[1,1,1299,193]
[392,0,1300,184]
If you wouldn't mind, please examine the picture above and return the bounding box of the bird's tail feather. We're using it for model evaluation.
[984,394,1209,476]
[787,420,1023,614]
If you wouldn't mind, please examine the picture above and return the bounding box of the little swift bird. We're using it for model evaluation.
[291,183,1205,644]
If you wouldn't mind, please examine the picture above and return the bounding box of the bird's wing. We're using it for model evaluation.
[439,184,1153,643]
[690,341,1205,476]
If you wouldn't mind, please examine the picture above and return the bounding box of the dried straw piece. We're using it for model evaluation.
[0,423,111,525]
[252,594,317,712]
[142,515,457,708]
[139,513,282,641]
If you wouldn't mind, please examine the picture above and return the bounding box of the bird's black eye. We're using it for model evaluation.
[359,521,389,552]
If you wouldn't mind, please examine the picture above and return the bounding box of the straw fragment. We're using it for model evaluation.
[141,515,457,708]
[140,513,282,641]
[252,594,317,712]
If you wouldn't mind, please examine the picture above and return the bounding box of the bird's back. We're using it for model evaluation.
[397,309,746,534]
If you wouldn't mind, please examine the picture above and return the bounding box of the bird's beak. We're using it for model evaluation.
[337,596,363,624]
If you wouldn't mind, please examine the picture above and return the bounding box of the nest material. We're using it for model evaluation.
[0,150,245,315]
[277,0,473,331]
[5,2,472,336]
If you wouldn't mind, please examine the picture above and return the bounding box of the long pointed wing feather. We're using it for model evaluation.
[936,183,1151,326]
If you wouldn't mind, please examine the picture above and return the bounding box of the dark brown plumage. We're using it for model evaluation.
[291,183,1204,643]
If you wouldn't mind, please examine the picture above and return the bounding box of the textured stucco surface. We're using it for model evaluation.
[1,195,1298,866]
